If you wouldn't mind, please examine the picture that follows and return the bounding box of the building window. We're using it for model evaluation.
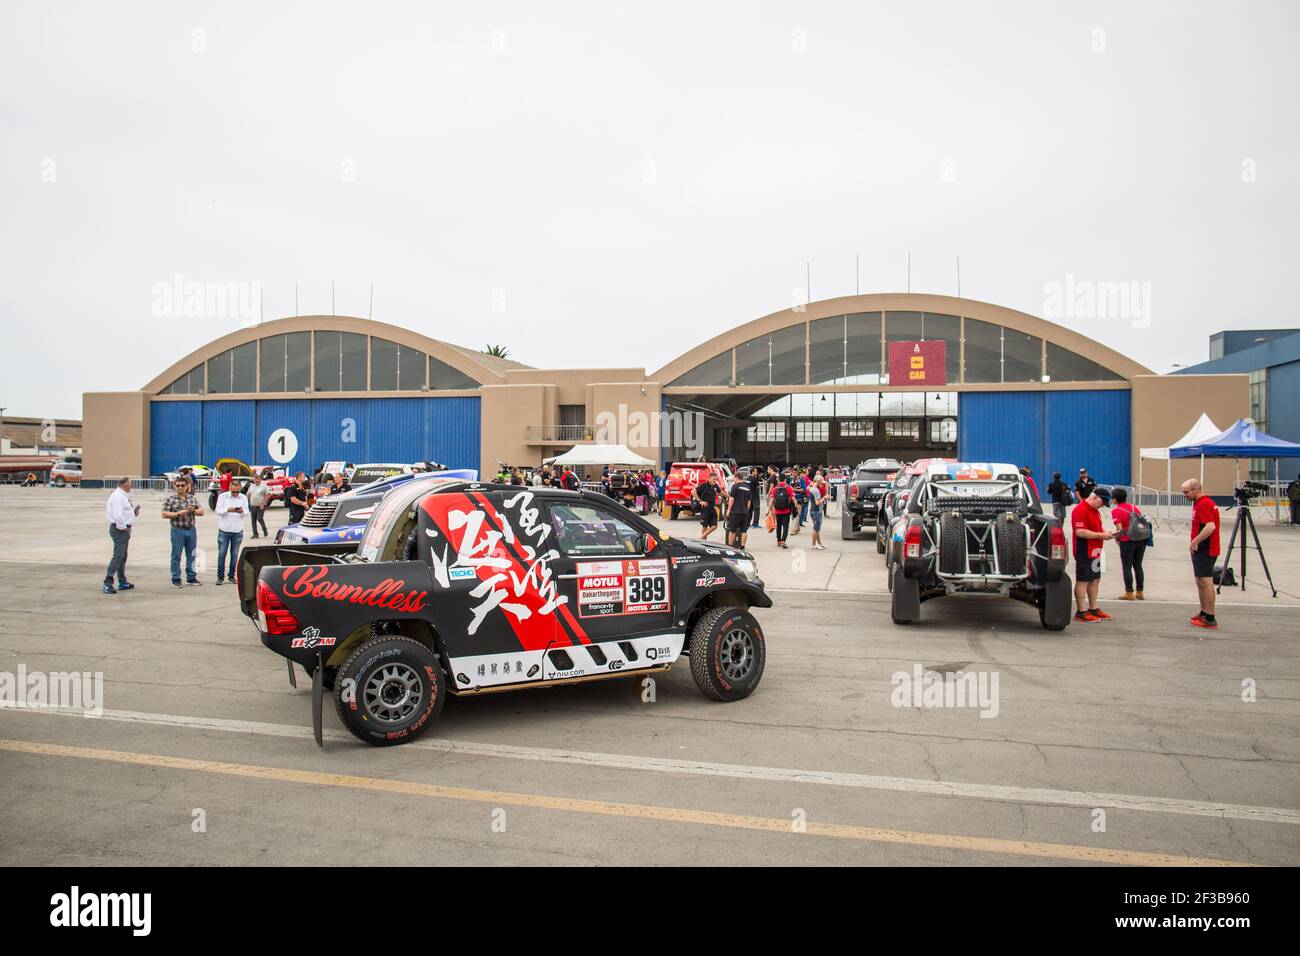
[963,318,1003,383]
[770,324,807,386]
[1249,368,1268,481]
[370,337,427,391]
[746,421,786,443]
[795,421,829,442]
[667,350,732,388]
[160,364,205,395]
[930,419,957,443]
[840,420,874,438]
[844,312,883,384]
[1002,330,1043,383]
[205,342,256,394]
[428,356,479,390]
[1044,342,1122,382]
[260,332,311,392]
[314,331,368,391]
[884,420,920,441]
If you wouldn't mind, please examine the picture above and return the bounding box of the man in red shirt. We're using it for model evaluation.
[1071,486,1116,622]
[1181,478,1220,628]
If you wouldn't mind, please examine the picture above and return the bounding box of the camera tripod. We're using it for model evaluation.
[1217,497,1277,597]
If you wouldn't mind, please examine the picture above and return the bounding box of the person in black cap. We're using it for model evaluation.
[1075,468,1096,502]
[1070,485,1115,623]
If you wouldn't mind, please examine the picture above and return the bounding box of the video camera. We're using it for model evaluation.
[1233,481,1269,505]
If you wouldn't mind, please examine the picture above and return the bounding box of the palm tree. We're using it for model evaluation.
[483,344,511,358]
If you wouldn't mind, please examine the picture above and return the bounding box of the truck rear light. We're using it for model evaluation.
[905,524,922,559]
[256,580,300,635]
[849,482,860,500]
[1050,525,1066,562]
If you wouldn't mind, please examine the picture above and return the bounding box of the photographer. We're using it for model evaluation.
[1288,476,1300,526]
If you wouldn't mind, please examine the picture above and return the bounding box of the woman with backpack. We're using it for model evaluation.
[769,473,795,548]
[1110,487,1150,600]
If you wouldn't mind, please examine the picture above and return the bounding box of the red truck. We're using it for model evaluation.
[663,461,733,519]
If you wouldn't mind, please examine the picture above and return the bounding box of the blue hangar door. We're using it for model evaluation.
[150,397,481,477]
[957,391,1131,487]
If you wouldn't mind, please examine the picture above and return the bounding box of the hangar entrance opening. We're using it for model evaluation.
[664,391,958,467]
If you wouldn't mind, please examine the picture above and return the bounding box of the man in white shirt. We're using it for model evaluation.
[104,476,141,594]
[246,474,271,538]
[214,482,249,586]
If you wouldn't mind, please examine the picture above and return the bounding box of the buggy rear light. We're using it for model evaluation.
[1050,525,1066,562]
[905,524,922,559]
[256,580,300,635]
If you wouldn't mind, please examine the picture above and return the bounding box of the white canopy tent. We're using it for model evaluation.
[544,443,654,468]
[1137,413,1219,522]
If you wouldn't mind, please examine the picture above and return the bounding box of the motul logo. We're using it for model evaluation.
[580,576,621,588]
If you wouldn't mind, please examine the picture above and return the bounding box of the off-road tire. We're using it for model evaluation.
[938,512,966,575]
[670,505,680,520]
[994,513,1027,576]
[333,636,445,746]
[688,606,765,702]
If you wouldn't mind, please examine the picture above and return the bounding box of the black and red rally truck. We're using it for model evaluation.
[236,477,772,746]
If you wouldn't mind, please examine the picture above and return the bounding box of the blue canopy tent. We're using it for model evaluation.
[1170,418,1300,522]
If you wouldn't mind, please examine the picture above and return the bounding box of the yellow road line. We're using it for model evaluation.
[0,738,1253,867]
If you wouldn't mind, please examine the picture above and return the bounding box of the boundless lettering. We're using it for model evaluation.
[281,566,428,613]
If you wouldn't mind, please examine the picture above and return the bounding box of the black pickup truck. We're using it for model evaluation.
[841,458,903,539]
[236,478,772,746]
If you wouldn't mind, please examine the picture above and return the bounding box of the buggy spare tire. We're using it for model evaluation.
[334,636,445,746]
[938,511,966,575]
[689,606,765,702]
[994,512,1027,575]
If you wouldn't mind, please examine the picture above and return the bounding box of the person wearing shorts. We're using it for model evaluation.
[1071,487,1116,623]
[694,473,725,540]
[726,475,752,548]
[807,471,827,550]
[1182,478,1220,628]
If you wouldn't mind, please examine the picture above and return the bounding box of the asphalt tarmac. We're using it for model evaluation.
[0,487,1296,865]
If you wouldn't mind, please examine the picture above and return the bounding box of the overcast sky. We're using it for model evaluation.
[3,1,1297,419]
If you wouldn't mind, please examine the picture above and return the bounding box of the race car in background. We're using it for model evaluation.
[276,469,478,546]
[207,458,293,508]
[886,461,1071,630]
[875,458,956,553]
[663,460,733,519]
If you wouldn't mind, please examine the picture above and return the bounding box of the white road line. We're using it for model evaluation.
[5,703,1298,826]
[766,587,1300,608]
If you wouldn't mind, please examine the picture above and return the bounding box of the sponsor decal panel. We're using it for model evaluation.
[280,565,428,613]
[421,490,569,647]
[290,626,337,649]
[575,558,670,618]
